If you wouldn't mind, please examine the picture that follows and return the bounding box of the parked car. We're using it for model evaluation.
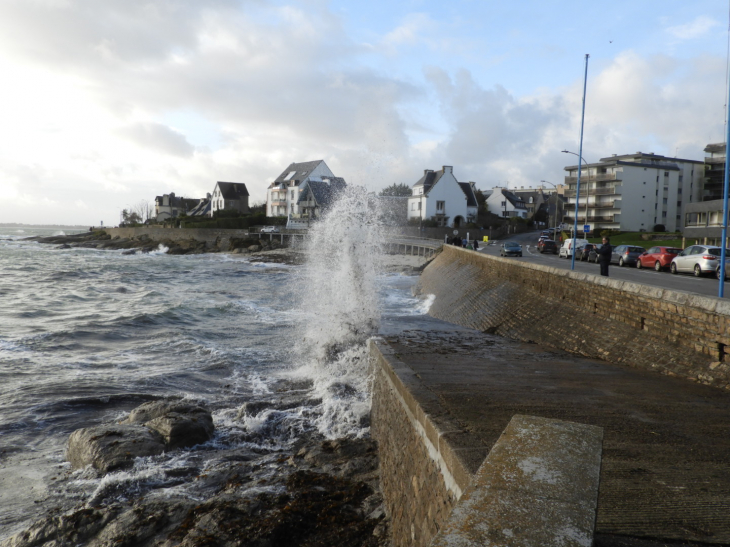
[636,246,683,271]
[260,226,280,233]
[587,246,601,263]
[558,238,589,259]
[579,243,600,261]
[500,241,523,257]
[670,245,730,277]
[538,239,558,254]
[611,245,645,267]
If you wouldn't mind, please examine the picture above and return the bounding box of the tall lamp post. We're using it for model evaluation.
[566,54,590,271]
[561,149,591,236]
[539,180,561,237]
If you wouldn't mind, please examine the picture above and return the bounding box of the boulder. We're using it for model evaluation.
[124,401,215,449]
[66,425,166,472]
[247,245,261,252]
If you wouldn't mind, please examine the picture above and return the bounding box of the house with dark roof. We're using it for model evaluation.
[406,166,478,227]
[188,194,211,217]
[485,188,528,219]
[295,177,347,223]
[154,193,200,222]
[266,160,335,217]
[211,182,249,216]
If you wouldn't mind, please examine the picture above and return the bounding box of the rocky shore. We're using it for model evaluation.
[26,230,292,258]
[3,393,390,547]
[2,236,435,547]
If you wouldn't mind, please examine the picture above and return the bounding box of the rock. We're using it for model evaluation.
[66,424,166,473]
[124,400,215,449]
[121,249,136,255]
[247,245,261,252]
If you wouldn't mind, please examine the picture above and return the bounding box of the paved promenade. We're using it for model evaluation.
[382,323,730,546]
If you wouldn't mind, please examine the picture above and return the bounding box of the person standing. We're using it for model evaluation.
[597,237,612,276]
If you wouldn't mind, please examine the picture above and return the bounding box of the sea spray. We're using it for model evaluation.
[296,185,386,438]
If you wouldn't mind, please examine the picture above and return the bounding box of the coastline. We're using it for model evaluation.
[2,236,430,546]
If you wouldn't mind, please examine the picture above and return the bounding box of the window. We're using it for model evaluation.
[677,201,682,207]
[662,211,667,218]
[663,198,667,205]
[436,201,445,212]
[501,201,506,207]
[411,203,416,211]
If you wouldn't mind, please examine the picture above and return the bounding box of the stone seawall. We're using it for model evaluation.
[417,245,730,389]
[369,340,485,547]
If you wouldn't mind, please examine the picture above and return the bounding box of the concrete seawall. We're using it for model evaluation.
[417,245,730,389]
[369,245,730,546]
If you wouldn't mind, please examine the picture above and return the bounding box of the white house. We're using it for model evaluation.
[210,182,250,216]
[406,166,478,227]
[562,152,704,232]
[266,160,336,218]
[485,188,528,219]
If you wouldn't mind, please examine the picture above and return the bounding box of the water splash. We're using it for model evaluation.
[296,185,385,438]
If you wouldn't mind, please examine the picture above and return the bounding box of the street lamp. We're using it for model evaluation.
[540,180,561,237]
[561,149,591,236]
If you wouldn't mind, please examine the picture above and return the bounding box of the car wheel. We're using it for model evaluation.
[619,257,625,267]
[670,262,678,275]
[636,259,642,269]
[518,253,522,257]
[717,268,724,280]
[654,261,662,272]
[694,264,702,277]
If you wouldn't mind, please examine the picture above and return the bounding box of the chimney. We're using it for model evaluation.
[424,169,433,175]
[443,166,453,173]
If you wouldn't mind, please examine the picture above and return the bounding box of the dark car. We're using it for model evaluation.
[538,239,557,254]
[579,243,600,261]
[636,246,683,271]
[611,245,646,267]
[500,241,523,257]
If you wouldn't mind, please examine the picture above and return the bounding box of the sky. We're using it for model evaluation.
[0,0,728,226]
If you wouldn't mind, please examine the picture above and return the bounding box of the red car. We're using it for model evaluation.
[636,246,683,271]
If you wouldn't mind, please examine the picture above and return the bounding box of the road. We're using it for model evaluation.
[479,230,728,298]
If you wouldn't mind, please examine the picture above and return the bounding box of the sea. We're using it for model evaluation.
[0,191,437,541]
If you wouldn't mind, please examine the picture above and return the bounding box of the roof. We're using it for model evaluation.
[298,179,347,208]
[274,160,325,184]
[412,170,444,193]
[458,183,478,207]
[501,189,526,208]
[216,182,249,199]
[188,198,211,216]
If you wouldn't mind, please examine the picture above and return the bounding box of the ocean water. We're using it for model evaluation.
[0,197,435,540]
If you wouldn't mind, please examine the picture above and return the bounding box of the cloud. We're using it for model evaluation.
[115,123,195,157]
[666,16,720,41]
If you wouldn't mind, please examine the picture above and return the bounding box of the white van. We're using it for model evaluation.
[559,238,589,259]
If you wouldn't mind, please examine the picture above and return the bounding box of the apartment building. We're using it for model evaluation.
[562,152,703,233]
[682,143,729,246]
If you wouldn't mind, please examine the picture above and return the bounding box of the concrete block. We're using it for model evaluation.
[431,415,603,547]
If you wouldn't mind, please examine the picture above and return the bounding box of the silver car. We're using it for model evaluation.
[670,245,730,277]
[500,241,522,257]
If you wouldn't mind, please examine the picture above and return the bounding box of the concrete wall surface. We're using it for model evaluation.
[430,415,603,547]
[416,245,730,389]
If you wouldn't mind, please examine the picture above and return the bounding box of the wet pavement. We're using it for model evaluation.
[382,322,730,546]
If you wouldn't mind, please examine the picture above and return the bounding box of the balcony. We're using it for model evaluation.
[564,173,621,184]
[564,185,621,197]
[591,200,619,209]
[270,200,287,206]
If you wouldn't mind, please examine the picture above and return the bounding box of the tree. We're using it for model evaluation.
[121,209,142,225]
[379,183,411,197]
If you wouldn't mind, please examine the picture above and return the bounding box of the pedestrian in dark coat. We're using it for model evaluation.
[473,239,479,251]
[597,237,612,276]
